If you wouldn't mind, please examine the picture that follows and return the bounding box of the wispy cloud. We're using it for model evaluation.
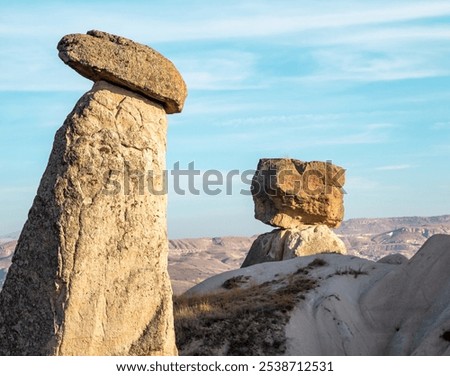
[345,176,381,191]
[3,1,450,90]
[176,50,259,90]
[375,164,413,171]
[296,48,450,83]
[299,26,450,48]
[3,1,450,42]
[103,2,450,42]
[432,121,450,130]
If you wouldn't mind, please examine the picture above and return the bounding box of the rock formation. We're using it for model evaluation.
[179,234,450,355]
[0,30,186,355]
[241,226,347,268]
[252,158,345,229]
[242,158,346,267]
[57,30,187,114]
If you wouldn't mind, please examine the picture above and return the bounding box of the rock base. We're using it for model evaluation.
[242,225,347,268]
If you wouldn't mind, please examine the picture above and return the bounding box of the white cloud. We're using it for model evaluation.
[345,176,381,191]
[106,2,450,43]
[298,26,450,48]
[296,47,450,83]
[3,1,450,42]
[432,121,450,130]
[375,164,413,171]
[176,51,259,90]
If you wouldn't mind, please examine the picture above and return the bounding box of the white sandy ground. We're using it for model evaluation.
[185,235,450,355]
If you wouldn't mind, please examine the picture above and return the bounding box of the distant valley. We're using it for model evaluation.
[2,215,450,294]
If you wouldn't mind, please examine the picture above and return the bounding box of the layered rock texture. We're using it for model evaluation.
[57,30,187,114]
[243,158,346,267]
[252,158,345,229]
[0,31,186,355]
[179,235,450,355]
[242,226,347,268]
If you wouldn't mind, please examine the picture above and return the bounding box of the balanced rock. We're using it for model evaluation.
[252,158,345,229]
[241,225,347,267]
[58,30,187,114]
[0,31,182,355]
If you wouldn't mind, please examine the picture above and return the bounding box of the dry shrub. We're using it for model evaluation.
[334,266,368,278]
[173,273,318,355]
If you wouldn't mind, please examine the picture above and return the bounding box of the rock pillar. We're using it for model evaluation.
[0,30,187,355]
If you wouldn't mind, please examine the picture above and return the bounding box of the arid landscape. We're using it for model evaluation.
[170,214,450,294]
[1,2,450,359]
[2,214,450,295]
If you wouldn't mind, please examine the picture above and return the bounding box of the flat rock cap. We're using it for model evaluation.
[57,30,187,114]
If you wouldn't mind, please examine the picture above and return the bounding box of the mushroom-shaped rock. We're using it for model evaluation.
[57,30,187,114]
[0,31,183,356]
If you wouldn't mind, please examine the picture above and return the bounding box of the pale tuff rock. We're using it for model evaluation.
[0,82,176,355]
[377,253,408,265]
[57,30,187,114]
[0,31,182,355]
[183,235,450,355]
[361,234,450,355]
[252,158,345,229]
[241,225,347,268]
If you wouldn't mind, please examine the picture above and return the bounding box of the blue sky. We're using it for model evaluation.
[1,0,450,238]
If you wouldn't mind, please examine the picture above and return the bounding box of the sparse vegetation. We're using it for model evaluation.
[334,266,368,279]
[173,273,318,355]
[295,258,328,275]
[221,275,250,289]
[308,258,328,268]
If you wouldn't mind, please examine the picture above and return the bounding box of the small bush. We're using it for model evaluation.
[334,266,368,278]
[308,258,328,268]
[222,275,250,289]
[294,258,328,275]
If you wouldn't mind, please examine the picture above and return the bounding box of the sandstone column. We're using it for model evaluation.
[0,30,187,355]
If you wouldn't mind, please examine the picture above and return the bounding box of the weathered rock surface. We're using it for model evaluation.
[241,225,347,267]
[179,234,450,356]
[377,253,408,265]
[57,30,187,114]
[0,81,177,355]
[252,158,345,229]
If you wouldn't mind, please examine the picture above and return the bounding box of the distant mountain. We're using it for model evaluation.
[0,239,17,288]
[0,230,20,241]
[335,215,450,260]
[169,215,450,293]
[169,237,255,294]
[336,215,450,234]
[1,215,450,293]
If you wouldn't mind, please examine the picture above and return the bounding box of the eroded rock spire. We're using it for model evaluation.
[0,30,186,355]
[242,158,347,267]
